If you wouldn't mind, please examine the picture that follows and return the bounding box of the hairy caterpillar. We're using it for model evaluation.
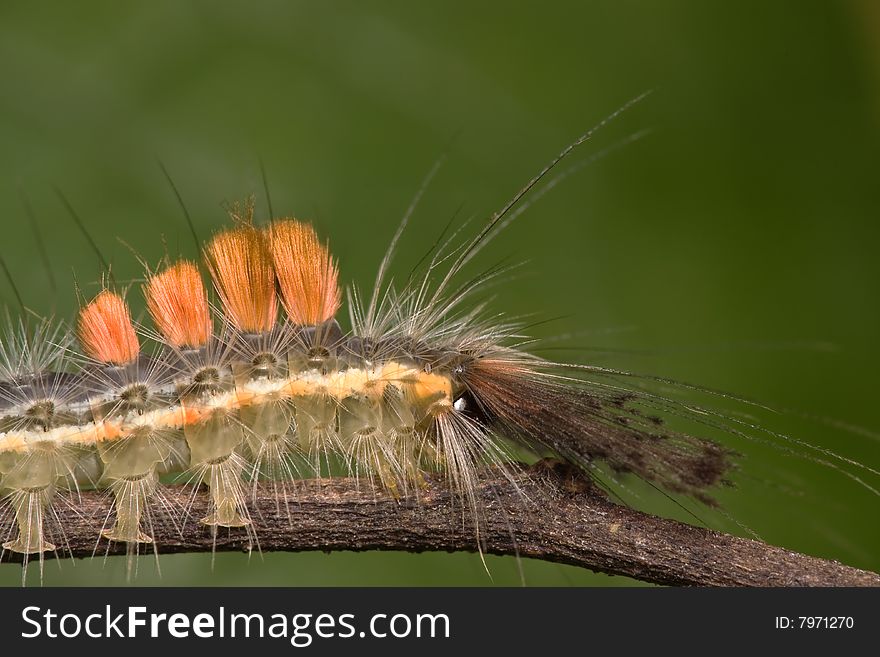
[0,107,877,587]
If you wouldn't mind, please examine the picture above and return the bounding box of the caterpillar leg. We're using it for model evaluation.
[184,408,250,528]
[293,393,340,477]
[241,395,297,481]
[101,473,157,544]
[382,388,430,496]
[339,393,405,495]
[0,444,70,556]
[2,487,55,554]
[97,429,172,545]
[200,454,249,527]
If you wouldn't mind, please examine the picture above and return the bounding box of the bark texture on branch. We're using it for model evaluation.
[3,460,877,586]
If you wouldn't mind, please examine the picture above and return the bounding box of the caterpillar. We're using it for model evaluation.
[0,112,877,586]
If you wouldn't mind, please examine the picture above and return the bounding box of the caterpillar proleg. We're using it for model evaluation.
[0,109,878,586]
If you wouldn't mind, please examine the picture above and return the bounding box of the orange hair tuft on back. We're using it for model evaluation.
[204,224,277,333]
[268,219,341,325]
[78,290,140,365]
[144,260,212,349]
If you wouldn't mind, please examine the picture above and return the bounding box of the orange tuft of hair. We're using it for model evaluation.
[78,290,140,365]
[268,219,341,325]
[144,260,212,349]
[204,224,277,333]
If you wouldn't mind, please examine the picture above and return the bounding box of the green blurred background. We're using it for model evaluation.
[0,0,878,586]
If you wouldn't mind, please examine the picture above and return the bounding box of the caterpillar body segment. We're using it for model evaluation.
[0,329,473,558]
[0,321,87,565]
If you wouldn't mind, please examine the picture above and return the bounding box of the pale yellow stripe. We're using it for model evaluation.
[0,362,453,453]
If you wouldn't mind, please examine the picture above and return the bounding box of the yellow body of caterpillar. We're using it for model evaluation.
[0,363,453,454]
[0,359,457,551]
